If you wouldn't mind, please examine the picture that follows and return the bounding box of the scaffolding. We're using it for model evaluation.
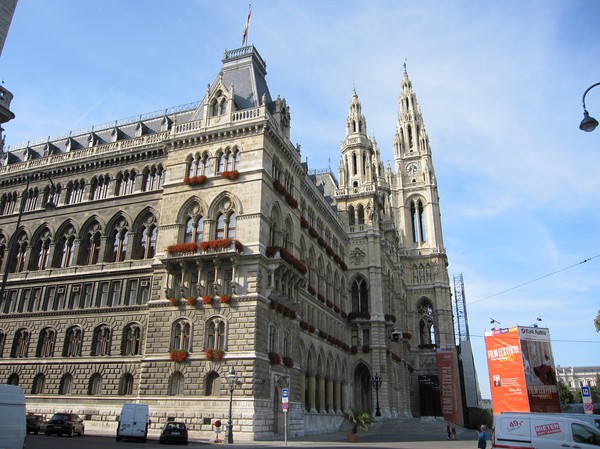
[452,273,469,345]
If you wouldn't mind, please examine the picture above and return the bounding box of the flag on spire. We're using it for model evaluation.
[242,4,252,46]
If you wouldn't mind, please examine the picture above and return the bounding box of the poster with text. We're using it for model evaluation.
[485,327,529,414]
[518,326,561,413]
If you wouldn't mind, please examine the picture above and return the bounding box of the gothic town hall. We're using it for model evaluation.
[0,45,462,440]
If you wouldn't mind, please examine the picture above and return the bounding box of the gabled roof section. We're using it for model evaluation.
[190,45,272,121]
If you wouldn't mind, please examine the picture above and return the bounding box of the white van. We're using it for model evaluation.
[116,403,150,442]
[493,412,600,449]
[0,384,26,449]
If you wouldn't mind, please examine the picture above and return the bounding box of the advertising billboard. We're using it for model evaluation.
[485,326,560,415]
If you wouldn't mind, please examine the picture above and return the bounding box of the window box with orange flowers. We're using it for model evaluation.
[167,242,198,255]
[169,349,189,362]
[200,238,244,253]
[186,297,196,306]
[183,175,207,186]
[220,170,239,180]
[269,351,282,365]
[283,356,294,368]
[300,217,309,229]
[202,295,214,305]
[169,298,180,306]
[205,348,224,361]
[220,294,231,304]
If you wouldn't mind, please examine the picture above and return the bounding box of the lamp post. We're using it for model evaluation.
[579,82,600,132]
[225,365,238,444]
[371,373,382,417]
[0,172,56,302]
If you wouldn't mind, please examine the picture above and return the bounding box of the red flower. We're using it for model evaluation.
[202,295,214,305]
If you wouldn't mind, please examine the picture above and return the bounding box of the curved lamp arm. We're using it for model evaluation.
[580,82,600,132]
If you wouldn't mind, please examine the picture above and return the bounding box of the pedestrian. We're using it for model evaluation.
[447,422,452,439]
[451,424,456,440]
[477,424,487,449]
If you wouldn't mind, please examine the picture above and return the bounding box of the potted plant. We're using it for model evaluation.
[345,408,374,442]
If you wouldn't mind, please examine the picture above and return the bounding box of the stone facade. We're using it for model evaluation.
[557,365,600,389]
[0,46,459,440]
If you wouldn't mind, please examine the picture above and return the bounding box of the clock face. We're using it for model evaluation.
[406,162,420,176]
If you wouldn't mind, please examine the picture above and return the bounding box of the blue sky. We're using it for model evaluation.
[2,1,599,400]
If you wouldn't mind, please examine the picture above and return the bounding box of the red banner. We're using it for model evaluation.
[437,348,462,425]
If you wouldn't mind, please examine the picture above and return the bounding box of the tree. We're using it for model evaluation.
[558,380,574,406]
[595,310,600,332]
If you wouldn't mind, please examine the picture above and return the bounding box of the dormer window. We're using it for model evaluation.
[111,127,120,143]
[211,91,227,117]
[135,122,145,137]
[88,133,97,148]
[161,116,171,132]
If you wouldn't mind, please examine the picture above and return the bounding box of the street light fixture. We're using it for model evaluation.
[0,172,56,301]
[225,365,238,444]
[371,373,382,417]
[579,82,600,132]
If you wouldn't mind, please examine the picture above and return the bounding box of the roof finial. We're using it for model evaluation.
[403,59,408,74]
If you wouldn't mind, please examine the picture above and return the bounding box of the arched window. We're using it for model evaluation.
[118,373,134,395]
[142,165,164,192]
[215,212,236,240]
[111,227,129,262]
[351,277,369,313]
[187,154,200,178]
[31,373,45,394]
[23,188,39,212]
[11,328,30,358]
[205,371,220,396]
[268,323,278,353]
[7,373,19,385]
[54,225,76,268]
[116,171,136,196]
[58,373,72,394]
[122,323,142,356]
[139,224,157,259]
[184,216,204,244]
[348,206,355,226]
[9,232,28,273]
[171,319,191,351]
[218,152,226,174]
[88,373,103,395]
[168,372,184,396]
[91,325,111,356]
[80,222,102,265]
[63,326,83,357]
[206,318,225,351]
[418,299,436,346]
[357,204,365,225]
[36,327,56,357]
[410,199,427,243]
[32,229,52,271]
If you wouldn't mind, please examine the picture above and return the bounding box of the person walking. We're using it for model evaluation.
[447,422,452,439]
[451,424,456,440]
[477,424,487,449]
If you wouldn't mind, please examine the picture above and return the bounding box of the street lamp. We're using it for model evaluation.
[0,172,56,301]
[371,373,382,417]
[225,365,238,444]
[579,82,600,132]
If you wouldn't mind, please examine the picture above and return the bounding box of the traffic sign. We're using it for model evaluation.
[282,388,288,398]
[584,402,594,414]
[581,386,591,398]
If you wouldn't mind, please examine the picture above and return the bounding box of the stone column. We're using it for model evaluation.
[327,378,334,413]
[308,372,317,413]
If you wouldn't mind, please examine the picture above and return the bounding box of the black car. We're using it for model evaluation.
[45,413,85,437]
[159,421,188,445]
[26,414,47,434]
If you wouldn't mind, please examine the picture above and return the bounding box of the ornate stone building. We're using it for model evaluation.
[0,46,459,440]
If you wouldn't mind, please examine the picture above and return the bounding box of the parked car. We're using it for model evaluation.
[45,413,85,437]
[159,421,188,445]
[26,414,47,434]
